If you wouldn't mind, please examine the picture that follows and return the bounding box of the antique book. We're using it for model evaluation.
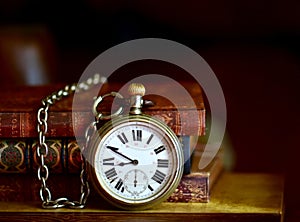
[0,81,205,138]
[0,138,84,174]
[0,139,223,203]
[167,142,224,203]
[0,136,192,174]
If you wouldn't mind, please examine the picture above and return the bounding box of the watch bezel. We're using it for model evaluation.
[86,114,184,210]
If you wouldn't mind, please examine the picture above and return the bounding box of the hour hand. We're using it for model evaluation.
[118,161,138,166]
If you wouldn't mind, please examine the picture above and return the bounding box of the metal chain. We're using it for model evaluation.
[36,74,106,209]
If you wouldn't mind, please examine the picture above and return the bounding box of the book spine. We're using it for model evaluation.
[0,137,192,174]
[0,138,82,174]
[0,109,206,138]
[0,112,90,138]
[0,174,80,202]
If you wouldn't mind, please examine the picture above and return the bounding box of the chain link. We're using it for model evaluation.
[36,74,106,209]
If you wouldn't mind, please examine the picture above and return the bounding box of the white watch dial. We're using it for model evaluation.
[94,121,175,203]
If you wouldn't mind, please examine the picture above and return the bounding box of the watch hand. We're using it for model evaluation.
[134,169,137,187]
[106,146,138,165]
[118,161,138,166]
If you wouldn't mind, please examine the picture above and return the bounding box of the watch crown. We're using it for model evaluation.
[128,83,145,115]
[128,83,146,96]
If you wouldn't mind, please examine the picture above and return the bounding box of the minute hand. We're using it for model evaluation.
[106,146,135,162]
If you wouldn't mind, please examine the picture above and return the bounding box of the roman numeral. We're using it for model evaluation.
[157,159,169,168]
[148,185,154,191]
[146,134,154,145]
[103,157,115,166]
[104,168,117,180]
[117,133,128,144]
[154,145,166,154]
[151,170,166,184]
[110,177,117,184]
[115,178,124,192]
[132,130,142,141]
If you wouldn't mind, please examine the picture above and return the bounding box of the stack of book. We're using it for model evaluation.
[0,81,224,204]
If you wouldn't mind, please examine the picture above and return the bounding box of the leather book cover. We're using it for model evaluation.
[0,81,205,138]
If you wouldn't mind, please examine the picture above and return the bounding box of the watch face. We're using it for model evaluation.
[88,115,183,210]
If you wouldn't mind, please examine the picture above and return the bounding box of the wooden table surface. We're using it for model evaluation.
[0,173,284,222]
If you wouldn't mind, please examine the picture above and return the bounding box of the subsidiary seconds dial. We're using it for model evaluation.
[124,169,148,196]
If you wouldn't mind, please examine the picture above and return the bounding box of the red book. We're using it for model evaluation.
[0,81,205,138]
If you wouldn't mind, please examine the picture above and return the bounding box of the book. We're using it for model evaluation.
[0,136,192,174]
[0,81,205,138]
[0,140,224,203]
[0,138,81,174]
[167,142,224,203]
[0,174,80,202]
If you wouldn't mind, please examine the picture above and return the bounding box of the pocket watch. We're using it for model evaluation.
[86,83,184,210]
[36,76,183,210]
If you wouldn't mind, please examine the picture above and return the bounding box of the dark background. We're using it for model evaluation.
[0,1,299,220]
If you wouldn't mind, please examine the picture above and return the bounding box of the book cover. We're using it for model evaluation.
[0,81,205,138]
